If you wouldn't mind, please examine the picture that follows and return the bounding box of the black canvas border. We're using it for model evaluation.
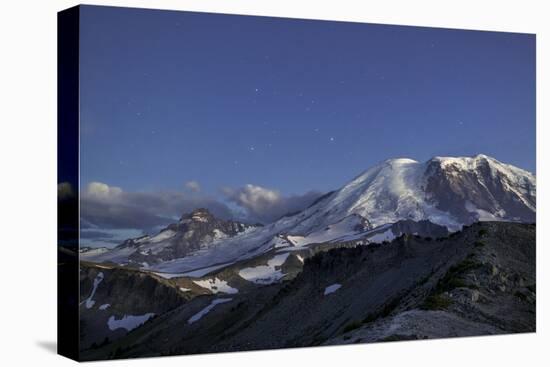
[57,5,80,361]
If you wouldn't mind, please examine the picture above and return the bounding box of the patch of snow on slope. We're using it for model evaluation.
[149,229,176,243]
[81,272,104,309]
[107,313,155,331]
[238,253,290,285]
[179,287,191,292]
[79,247,108,255]
[269,235,291,249]
[367,229,396,243]
[465,201,505,221]
[212,229,228,241]
[324,283,342,295]
[99,303,110,310]
[286,215,367,247]
[193,277,238,294]
[192,214,209,222]
[188,298,232,324]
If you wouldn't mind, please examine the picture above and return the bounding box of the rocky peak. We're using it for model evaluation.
[180,208,215,223]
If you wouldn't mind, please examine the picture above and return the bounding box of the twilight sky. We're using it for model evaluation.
[78,5,535,246]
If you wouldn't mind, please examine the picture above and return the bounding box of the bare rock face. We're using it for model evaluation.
[424,155,535,225]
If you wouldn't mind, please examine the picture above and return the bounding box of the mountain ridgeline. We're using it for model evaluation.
[76,154,536,360]
[82,154,535,275]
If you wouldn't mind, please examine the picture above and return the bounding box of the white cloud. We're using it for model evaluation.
[81,181,232,232]
[85,182,123,201]
[223,184,323,224]
[185,180,201,193]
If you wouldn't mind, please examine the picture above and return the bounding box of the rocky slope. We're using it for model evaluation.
[79,262,187,350]
[79,222,535,360]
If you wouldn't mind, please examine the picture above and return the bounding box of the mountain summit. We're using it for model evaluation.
[289,154,535,233]
[85,208,259,267]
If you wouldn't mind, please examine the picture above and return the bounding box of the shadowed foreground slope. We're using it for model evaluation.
[81,222,535,360]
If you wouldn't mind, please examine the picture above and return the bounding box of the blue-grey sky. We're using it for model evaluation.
[78,5,535,242]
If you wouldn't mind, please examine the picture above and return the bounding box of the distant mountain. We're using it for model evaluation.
[82,154,535,276]
[82,208,259,267]
[287,154,535,234]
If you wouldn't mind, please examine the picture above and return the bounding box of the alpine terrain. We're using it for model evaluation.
[75,154,536,359]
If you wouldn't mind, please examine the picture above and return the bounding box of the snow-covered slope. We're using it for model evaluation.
[283,154,535,234]
[83,154,535,275]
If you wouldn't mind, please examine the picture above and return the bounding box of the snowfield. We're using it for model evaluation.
[238,253,290,284]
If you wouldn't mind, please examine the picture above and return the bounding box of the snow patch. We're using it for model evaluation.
[324,283,342,295]
[286,215,368,247]
[192,215,208,222]
[188,298,232,324]
[367,229,396,243]
[107,313,155,331]
[212,229,228,241]
[238,253,290,285]
[149,229,176,243]
[193,277,238,294]
[99,303,110,310]
[81,272,104,309]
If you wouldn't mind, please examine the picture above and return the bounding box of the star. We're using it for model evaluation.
[249,146,255,151]
[329,137,335,142]
[255,88,260,93]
